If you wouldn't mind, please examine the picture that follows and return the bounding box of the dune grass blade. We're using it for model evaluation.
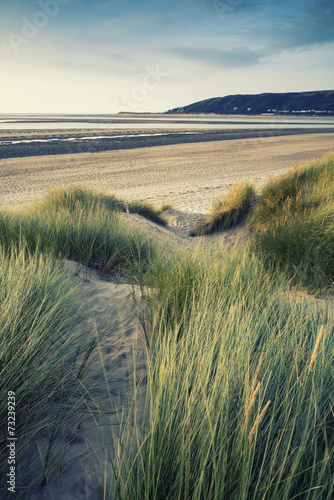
[191,182,256,236]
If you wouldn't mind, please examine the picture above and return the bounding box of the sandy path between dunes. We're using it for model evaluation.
[17,262,148,500]
[1,134,333,216]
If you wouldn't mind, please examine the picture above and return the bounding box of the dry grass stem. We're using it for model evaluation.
[308,325,325,373]
[249,400,271,443]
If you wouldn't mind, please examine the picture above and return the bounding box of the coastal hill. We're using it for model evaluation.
[166,90,334,116]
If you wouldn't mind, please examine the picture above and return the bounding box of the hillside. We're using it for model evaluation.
[166,90,334,116]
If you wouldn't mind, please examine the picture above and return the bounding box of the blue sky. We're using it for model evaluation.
[0,0,333,112]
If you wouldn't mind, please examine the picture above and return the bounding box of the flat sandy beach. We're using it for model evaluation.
[1,133,333,219]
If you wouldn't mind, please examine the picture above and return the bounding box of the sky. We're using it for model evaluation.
[0,0,333,113]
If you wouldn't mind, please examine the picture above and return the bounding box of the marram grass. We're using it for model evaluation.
[95,248,334,499]
[191,182,256,236]
[1,156,334,497]
[0,248,95,479]
[0,195,156,277]
[248,153,334,290]
[40,185,168,226]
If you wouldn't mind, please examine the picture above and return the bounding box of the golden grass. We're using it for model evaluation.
[191,182,256,236]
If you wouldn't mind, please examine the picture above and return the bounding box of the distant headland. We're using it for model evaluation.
[166,90,334,116]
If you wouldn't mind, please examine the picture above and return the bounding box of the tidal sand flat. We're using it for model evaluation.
[1,126,334,160]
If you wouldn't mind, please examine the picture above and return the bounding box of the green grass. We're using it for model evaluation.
[0,248,94,479]
[191,182,256,236]
[40,185,168,226]
[105,248,334,499]
[248,153,334,290]
[0,192,156,277]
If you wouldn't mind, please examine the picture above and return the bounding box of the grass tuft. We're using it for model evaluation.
[0,248,93,475]
[0,193,156,277]
[40,185,168,226]
[248,153,334,290]
[110,248,334,499]
[126,199,168,225]
[191,182,256,236]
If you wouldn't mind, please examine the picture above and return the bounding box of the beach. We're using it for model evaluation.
[1,132,333,218]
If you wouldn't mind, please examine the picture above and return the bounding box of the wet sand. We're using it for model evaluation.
[1,127,334,159]
[1,133,333,215]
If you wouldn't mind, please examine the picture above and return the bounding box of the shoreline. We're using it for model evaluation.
[1,127,334,160]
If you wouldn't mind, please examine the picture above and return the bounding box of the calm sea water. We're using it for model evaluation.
[1,114,334,131]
